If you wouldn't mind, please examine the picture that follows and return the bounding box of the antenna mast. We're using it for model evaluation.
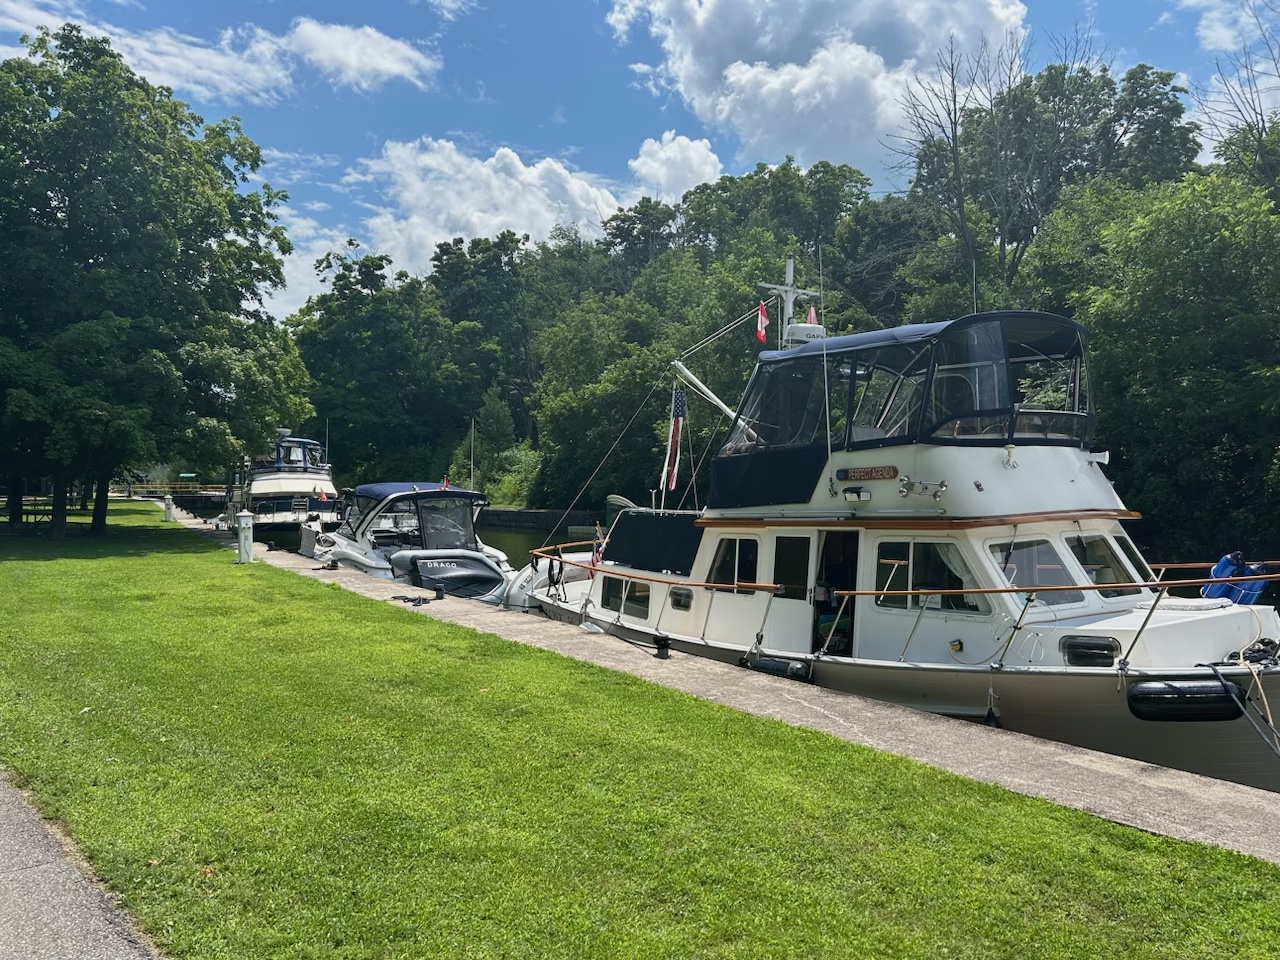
[759,256,821,348]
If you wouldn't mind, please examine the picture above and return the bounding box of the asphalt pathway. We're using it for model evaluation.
[3,505,1279,959]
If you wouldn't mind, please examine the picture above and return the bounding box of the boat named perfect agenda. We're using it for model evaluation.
[508,300,1280,792]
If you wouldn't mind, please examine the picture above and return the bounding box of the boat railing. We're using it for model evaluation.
[531,542,1280,661]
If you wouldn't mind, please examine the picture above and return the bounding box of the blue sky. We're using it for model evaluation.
[0,0,1259,316]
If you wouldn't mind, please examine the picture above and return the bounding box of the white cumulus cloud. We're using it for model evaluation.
[628,130,722,202]
[606,0,1027,180]
[0,2,438,104]
[346,138,623,275]
[1177,0,1255,52]
[284,18,439,92]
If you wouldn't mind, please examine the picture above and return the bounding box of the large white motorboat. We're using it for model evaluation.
[306,482,517,603]
[227,433,341,531]
[509,306,1280,791]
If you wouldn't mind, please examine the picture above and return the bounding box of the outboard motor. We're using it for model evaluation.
[408,554,507,601]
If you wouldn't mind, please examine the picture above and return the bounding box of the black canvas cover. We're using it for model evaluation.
[605,511,703,575]
[707,444,828,509]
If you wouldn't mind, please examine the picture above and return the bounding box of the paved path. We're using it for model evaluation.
[0,781,158,959]
[4,505,1279,959]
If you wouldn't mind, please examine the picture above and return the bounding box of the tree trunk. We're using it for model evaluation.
[92,469,112,534]
[79,477,91,511]
[50,473,68,538]
[6,475,22,527]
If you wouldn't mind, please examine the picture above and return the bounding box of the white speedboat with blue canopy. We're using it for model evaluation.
[307,481,516,603]
[511,304,1280,792]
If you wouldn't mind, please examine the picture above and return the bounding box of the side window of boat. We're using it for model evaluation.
[874,542,910,608]
[709,537,759,594]
[602,577,651,617]
[1113,533,1155,584]
[1064,534,1141,598]
[875,541,989,614]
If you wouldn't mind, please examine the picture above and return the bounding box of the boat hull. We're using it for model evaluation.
[534,598,1280,793]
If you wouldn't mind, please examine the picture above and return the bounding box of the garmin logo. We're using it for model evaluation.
[421,561,458,568]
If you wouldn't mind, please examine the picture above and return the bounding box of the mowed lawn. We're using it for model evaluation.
[0,504,1277,960]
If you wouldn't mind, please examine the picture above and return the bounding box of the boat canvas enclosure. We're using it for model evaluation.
[709,311,1093,509]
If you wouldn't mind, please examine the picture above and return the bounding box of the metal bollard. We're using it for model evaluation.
[236,511,254,563]
[163,494,174,522]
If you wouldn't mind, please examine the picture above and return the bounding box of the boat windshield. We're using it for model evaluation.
[988,538,1085,606]
[1064,534,1143,598]
[723,354,854,453]
[415,497,479,551]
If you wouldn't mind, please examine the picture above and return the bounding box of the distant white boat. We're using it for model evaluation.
[227,433,340,531]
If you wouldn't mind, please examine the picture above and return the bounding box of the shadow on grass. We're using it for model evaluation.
[0,501,230,561]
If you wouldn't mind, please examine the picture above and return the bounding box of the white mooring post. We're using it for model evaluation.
[236,511,254,563]
[163,494,174,522]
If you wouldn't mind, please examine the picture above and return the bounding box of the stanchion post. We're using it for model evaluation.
[163,494,174,522]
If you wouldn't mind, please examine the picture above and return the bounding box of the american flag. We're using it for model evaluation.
[590,526,604,575]
[665,387,686,492]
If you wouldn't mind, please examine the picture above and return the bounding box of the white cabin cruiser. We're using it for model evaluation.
[511,309,1280,791]
[227,434,340,530]
[307,482,516,603]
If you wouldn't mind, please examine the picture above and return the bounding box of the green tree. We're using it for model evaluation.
[903,34,1198,295]
[291,249,488,484]
[0,25,307,533]
[1078,174,1280,556]
[430,231,537,442]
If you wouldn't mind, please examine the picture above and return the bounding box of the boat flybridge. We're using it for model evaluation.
[509,309,1280,792]
[227,432,340,531]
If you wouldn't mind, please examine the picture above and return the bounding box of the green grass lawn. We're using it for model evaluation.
[1,502,1278,959]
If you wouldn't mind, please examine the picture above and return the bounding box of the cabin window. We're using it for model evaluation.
[669,586,693,611]
[988,539,1084,605]
[875,541,989,613]
[708,537,760,594]
[1064,535,1141,598]
[1114,534,1155,585]
[602,576,651,618]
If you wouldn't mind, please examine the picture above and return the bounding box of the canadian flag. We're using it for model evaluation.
[756,301,769,343]
[807,304,817,324]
